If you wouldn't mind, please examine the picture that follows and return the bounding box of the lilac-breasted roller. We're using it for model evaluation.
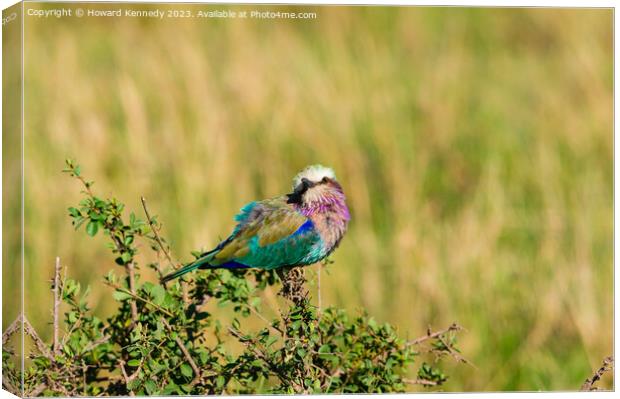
[161,165,350,283]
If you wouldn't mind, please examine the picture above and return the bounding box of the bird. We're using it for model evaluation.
[161,165,350,283]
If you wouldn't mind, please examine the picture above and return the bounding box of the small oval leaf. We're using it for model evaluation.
[86,221,99,237]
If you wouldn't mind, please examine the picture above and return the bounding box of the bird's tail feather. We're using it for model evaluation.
[160,254,214,283]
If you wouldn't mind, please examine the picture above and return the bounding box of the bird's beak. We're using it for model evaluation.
[301,178,315,188]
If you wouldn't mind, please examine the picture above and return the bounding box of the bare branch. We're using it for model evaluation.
[118,360,136,396]
[403,378,438,386]
[276,267,308,305]
[22,315,53,360]
[73,171,94,197]
[437,334,477,369]
[317,263,322,314]
[119,360,129,381]
[140,196,178,271]
[82,360,88,396]
[406,322,463,347]
[104,280,174,317]
[82,333,111,353]
[2,314,22,346]
[247,304,283,336]
[141,196,190,304]
[161,318,201,385]
[52,256,62,355]
[28,383,47,397]
[125,262,139,323]
[581,356,614,391]
[2,377,21,395]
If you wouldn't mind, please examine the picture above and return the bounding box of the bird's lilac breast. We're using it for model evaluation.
[299,197,349,257]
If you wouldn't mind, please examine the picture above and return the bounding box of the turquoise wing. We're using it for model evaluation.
[211,197,323,270]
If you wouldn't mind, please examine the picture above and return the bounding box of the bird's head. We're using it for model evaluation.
[287,164,344,206]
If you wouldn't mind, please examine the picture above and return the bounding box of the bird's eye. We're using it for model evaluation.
[321,176,329,183]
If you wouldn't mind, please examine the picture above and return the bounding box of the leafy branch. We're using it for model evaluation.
[2,160,468,395]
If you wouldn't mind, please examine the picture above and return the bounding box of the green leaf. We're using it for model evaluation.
[67,311,77,323]
[105,270,116,284]
[127,359,140,367]
[112,290,132,301]
[250,297,261,308]
[86,221,99,237]
[163,382,180,395]
[121,252,132,264]
[142,281,154,294]
[151,285,166,306]
[144,380,157,395]
[180,363,193,378]
[265,335,278,347]
[216,375,226,388]
[368,318,377,330]
[73,216,86,230]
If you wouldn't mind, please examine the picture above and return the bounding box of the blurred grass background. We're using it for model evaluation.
[7,3,613,391]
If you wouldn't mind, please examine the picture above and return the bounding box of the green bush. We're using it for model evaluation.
[2,160,466,396]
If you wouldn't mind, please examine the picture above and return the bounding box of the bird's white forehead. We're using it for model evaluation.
[292,164,336,188]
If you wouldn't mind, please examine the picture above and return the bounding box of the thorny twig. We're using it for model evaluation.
[141,197,177,270]
[437,334,477,369]
[52,256,63,355]
[2,315,22,346]
[141,196,189,304]
[276,267,308,306]
[125,262,139,324]
[82,360,88,396]
[403,378,439,386]
[118,360,136,396]
[161,318,202,386]
[82,333,111,353]
[59,312,84,350]
[2,379,20,396]
[405,323,475,369]
[228,326,302,392]
[406,323,463,347]
[118,340,172,395]
[22,315,53,360]
[246,302,283,336]
[212,273,283,336]
[581,356,614,391]
[68,163,139,324]
[317,263,322,314]
[104,280,175,317]
[29,383,48,397]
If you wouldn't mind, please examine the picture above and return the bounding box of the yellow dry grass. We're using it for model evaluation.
[3,4,612,391]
